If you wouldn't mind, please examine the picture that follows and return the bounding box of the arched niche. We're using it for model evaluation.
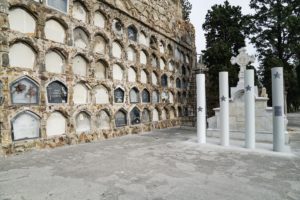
[47,0,68,13]
[0,81,3,105]
[127,46,136,62]
[140,50,147,65]
[177,92,182,103]
[45,19,66,43]
[11,76,39,104]
[72,2,87,22]
[75,111,91,133]
[141,70,148,84]
[142,109,150,123]
[178,107,183,117]
[112,41,122,59]
[167,44,173,56]
[95,61,107,80]
[94,11,105,28]
[161,108,167,120]
[128,67,137,82]
[95,85,109,104]
[46,112,66,137]
[112,64,124,81]
[150,35,157,49]
[161,74,168,87]
[114,87,124,103]
[160,58,166,70]
[130,107,141,125]
[152,108,159,122]
[170,108,176,119]
[151,54,158,68]
[142,89,150,103]
[176,78,181,88]
[112,19,123,34]
[159,41,165,54]
[115,109,127,127]
[73,83,89,104]
[152,72,158,85]
[96,110,110,129]
[94,35,106,55]
[130,87,139,103]
[72,55,87,76]
[182,79,187,89]
[175,48,180,60]
[152,90,159,103]
[9,42,36,69]
[128,25,137,42]
[139,32,149,47]
[169,92,174,103]
[9,8,36,34]
[182,65,186,75]
[12,111,40,141]
[168,60,174,71]
[73,27,89,49]
[47,81,68,103]
[45,50,64,74]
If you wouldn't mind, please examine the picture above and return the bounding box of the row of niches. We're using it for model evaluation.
[8,42,191,77]
[3,77,191,105]
[8,6,191,63]
[10,106,188,141]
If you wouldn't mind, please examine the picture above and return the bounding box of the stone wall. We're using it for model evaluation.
[0,0,196,155]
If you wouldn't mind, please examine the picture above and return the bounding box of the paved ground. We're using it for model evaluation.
[0,114,300,200]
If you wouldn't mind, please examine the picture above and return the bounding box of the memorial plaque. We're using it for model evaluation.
[47,81,68,103]
[128,27,137,41]
[142,109,150,123]
[115,110,127,127]
[130,107,141,125]
[161,74,168,87]
[11,77,39,104]
[114,88,124,103]
[48,0,68,13]
[176,78,181,88]
[130,88,139,103]
[142,89,150,103]
[152,91,159,103]
[274,106,282,117]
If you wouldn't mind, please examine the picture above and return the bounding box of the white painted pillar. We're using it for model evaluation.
[272,67,285,152]
[219,72,229,146]
[196,73,206,144]
[244,69,255,149]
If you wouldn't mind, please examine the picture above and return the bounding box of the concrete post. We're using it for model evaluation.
[219,72,229,146]
[244,70,255,149]
[272,67,285,152]
[196,73,206,144]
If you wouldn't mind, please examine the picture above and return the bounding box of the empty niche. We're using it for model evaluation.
[95,85,109,104]
[9,42,36,69]
[45,19,66,43]
[130,107,141,125]
[73,28,89,49]
[127,25,137,42]
[169,92,174,103]
[150,36,157,49]
[159,41,165,54]
[94,11,105,28]
[160,58,166,70]
[175,48,180,60]
[45,50,64,73]
[170,108,176,119]
[128,67,137,82]
[176,78,181,88]
[112,19,123,34]
[182,66,186,75]
[114,88,124,103]
[47,0,68,13]
[142,109,150,123]
[96,110,110,129]
[115,109,127,127]
[168,60,174,71]
[46,112,66,137]
[94,35,106,54]
[72,2,87,22]
[152,90,159,103]
[72,55,87,76]
[11,76,39,104]
[167,44,173,56]
[112,41,122,59]
[112,64,124,81]
[47,81,68,103]
[9,8,36,34]
[178,107,182,117]
[140,50,147,65]
[152,72,158,85]
[141,70,148,84]
[12,111,40,141]
[151,54,158,68]
[73,83,89,104]
[142,89,150,103]
[139,32,149,47]
[127,46,136,62]
[161,108,167,120]
[95,61,106,80]
[130,87,139,103]
[152,108,159,122]
[75,111,91,133]
[161,74,168,87]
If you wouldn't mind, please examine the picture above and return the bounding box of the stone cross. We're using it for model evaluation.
[231,48,255,88]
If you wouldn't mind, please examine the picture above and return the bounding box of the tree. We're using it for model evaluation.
[249,0,300,111]
[202,1,248,116]
[181,0,192,21]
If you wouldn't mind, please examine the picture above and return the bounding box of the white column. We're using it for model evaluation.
[219,72,229,146]
[244,69,255,149]
[196,73,206,144]
[272,67,285,152]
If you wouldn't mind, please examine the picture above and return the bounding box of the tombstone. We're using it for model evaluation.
[130,107,141,125]
[76,112,91,133]
[47,0,68,13]
[47,81,68,103]
[9,8,36,34]
[12,111,40,140]
[46,112,66,137]
[142,109,150,123]
[152,90,159,103]
[97,110,110,129]
[45,19,66,43]
[115,110,127,127]
[142,89,150,103]
[11,77,39,104]
[114,88,124,103]
[130,88,139,103]
[9,42,36,69]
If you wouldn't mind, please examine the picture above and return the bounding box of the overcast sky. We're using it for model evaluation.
[189,0,257,63]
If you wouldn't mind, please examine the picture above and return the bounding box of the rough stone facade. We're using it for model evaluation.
[0,0,196,154]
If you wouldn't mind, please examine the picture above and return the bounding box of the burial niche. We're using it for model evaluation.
[45,19,66,43]
[152,72,158,85]
[73,83,89,104]
[9,8,36,34]
[159,41,165,54]
[130,87,139,103]
[0,81,3,105]
[112,64,124,81]
[140,50,148,65]
[152,108,159,122]
[152,90,159,103]
[95,61,106,80]
[169,92,174,103]
[139,32,149,47]
[9,42,36,69]
[128,25,137,41]
[12,111,40,141]
[141,70,148,84]
[94,35,106,54]
[115,109,127,127]
[170,108,176,119]
[112,19,123,34]
[94,11,105,28]
[142,109,150,123]
[72,2,87,22]
[72,55,87,76]
[127,46,136,62]
[151,54,158,68]
[160,58,166,70]
[45,50,64,74]
[75,111,91,133]
[128,67,137,82]
[112,41,122,59]
[161,108,167,120]
[11,77,39,104]
[169,60,174,71]
[161,74,168,87]
[47,81,68,103]
[142,89,150,103]
[130,107,141,125]
[96,110,110,129]
[176,78,181,88]
[47,0,68,13]
[114,88,124,103]
[73,28,89,49]
[46,112,66,137]
[95,85,109,104]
